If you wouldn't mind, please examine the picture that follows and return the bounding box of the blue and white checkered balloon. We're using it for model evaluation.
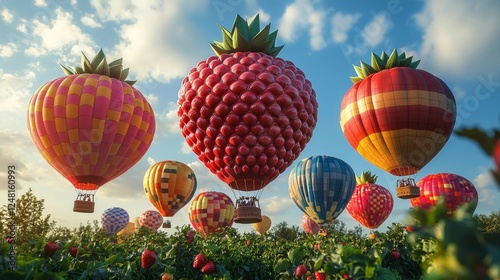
[288,155,356,225]
[101,207,130,235]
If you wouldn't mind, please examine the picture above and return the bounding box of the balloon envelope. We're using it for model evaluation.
[27,74,155,193]
[117,222,136,243]
[143,160,197,217]
[138,210,163,231]
[301,214,320,234]
[346,183,394,229]
[101,207,129,235]
[410,173,478,216]
[189,191,234,237]
[340,67,456,176]
[253,215,271,235]
[289,155,356,224]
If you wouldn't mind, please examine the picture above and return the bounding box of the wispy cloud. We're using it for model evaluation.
[1,8,13,23]
[330,12,362,43]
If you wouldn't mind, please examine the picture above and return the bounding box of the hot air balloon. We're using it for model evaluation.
[101,207,129,235]
[143,161,197,226]
[253,215,271,235]
[410,173,478,216]
[301,214,320,234]
[117,222,136,243]
[189,191,234,237]
[27,50,155,213]
[138,210,163,231]
[288,155,356,228]
[177,15,318,224]
[346,171,394,229]
[339,50,456,199]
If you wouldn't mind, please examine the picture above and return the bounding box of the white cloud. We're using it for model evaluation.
[278,0,328,51]
[24,8,94,58]
[16,23,27,33]
[0,69,32,119]
[89,0,211,83]
[0,43,17,57]
[34,0,47,7]
[330,12,361,43]
[414,0,500,79]
[262,196,295,214]
[473,169,496,206]
[147,157,156,165]
[361,12,391,48]
[2,9,13,23]
[81,14,103,28]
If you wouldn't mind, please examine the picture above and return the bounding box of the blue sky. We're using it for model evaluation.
[1,0,499,235]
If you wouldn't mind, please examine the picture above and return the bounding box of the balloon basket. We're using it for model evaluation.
[162,221,171,228]
[396,186,420,199]
[233,206,262,224]
[73,200,95,213]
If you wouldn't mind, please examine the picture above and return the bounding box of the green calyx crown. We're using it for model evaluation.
[60,49,136,86]
[356,171,378,185]
[210,14,284,57]
[350,49,421,83]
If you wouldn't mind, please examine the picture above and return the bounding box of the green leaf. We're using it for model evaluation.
[81,52,93,72]
[376,267,399,280]
[274,258,292,273]
[59,64,74,76]
[385,49,398,68]
[353,65,365,79]
[409,60,421,68]
[371,53,385,71]
[109,64,123,79]
[248,14,260,37]
[90,49,106,69]
[313,256,324,271]
[251,24,271,47]
[361,61,377,77]
[287,248,304,265]
[108,58,123,68]
[95,57,110,76]
[73,66,85,74]
[119,68,130,81]
[350,76,363,83]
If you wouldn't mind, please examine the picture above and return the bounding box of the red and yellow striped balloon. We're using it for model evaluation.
[189,191,234,237]
[340,60,456,176]
[410,173,478,216]
[143,161,197,217]
[27,74,155,199]
[346,182,394,229]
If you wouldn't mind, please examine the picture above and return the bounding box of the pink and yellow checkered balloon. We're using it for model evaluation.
[27,73,155,209]
[410,173,478,216]
[189,191,234,237]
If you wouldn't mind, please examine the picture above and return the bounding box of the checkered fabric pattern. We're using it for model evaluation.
[410,173,478,216]
[143,160,197,217]
[189,191,234,237]
[288,155,356,225]
[138,210,163,231]
[346,183,394,229]
[101,207,130,235]
[27,74,156,192]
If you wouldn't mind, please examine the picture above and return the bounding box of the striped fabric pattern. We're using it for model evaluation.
[189,191,234,237]
[288,155,356,224]
[410,173,478,216]
[27,74,156,191]
[339,67,456,176]
[143,161,197,217]
[101,207,130,235]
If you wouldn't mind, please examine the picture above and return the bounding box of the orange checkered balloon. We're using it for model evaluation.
[27,50,155,212]
[189,191,234,237]
[410,173,478,216]
[143,161,197,217]
[346,172,394,229]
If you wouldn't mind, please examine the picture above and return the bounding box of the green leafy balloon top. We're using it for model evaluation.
[355,171,378,185]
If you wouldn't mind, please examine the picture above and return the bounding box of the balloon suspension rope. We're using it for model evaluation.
[74,188,97,202]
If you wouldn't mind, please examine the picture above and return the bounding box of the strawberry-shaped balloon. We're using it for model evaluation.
[340,50,456,198]
[138,210,163,231]
[410,173,478,216]
[27,50,155,213]
[177,14,318,197]
[346,171,394,229]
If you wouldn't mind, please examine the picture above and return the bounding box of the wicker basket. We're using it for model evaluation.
[73,200,95,213]
[396,185,420,199]
[233,206,262,224]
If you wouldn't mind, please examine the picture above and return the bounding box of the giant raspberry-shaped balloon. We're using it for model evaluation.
[177,15,318,192]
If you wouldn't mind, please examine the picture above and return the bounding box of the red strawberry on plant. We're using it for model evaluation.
[177,14,318,201]
[313,243,319,251]
[141,249,157,270]
[201,261,216,274]
[246,239,251,246]
[391,251,401,260]
[193,253,208,269]
[314,271,326,280]
[406,225,414,233]
[69,246,78,257]
[44,242,58,257]
[295,264,308,277]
